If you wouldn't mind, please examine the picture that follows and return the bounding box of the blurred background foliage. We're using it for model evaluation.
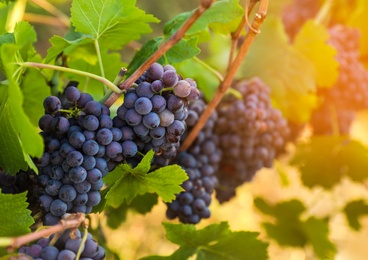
[1,0,368,259]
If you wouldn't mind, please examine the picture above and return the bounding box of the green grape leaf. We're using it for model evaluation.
[254,198,336,258]
[0,21,36,73]
[164,37,200,63]
[240,16,317,123]
[66,52,125,100]
[348,0,368,59]
[127,37,200,76]
[20,55,50,126]
[105,193,158,229]
[293,20,339,88]
[70,0,159,50]
[0,44,43,174]
[0,192,34,236]
[301,217,336,259]
[142,222,268,260]
[343,200,368,231]
[105,151,187,207]
[254,198,307,247]
[127,38,163,77]
[45,34,95,64]
[164,0,244,36]
[291,136,368,188]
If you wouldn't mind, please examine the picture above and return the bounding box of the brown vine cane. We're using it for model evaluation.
[103,0,215,108]
[180,0,269,152]
[5,213,86,252]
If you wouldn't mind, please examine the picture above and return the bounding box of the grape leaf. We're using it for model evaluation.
[105,151,187,207]
[0,21,36,73]
[0,44,43,174]
[254,198,336,259]
[20,55,50,126]
[240,16,317,123]
[127,37,200,76]
[127,38,163,76]
[0,192,34,236]
[163,0,244,36]
[291,136,368,188]
[45,34,95,64]
[343,200,368,231]
[348,0,368,59]
[70,0,159,50]
[301,217,336,259]
[293,20,339,88]
[142,222,268,260]
[105,193,158,229]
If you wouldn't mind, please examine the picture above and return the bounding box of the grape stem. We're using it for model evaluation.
[228,0,259,67]
[17,62,123,94]
[180,0,268,151]
[94,39,107,94]
[99,67,128,104]
[3,213,86,251]
[103,0,215,107]
[192,56,224,82]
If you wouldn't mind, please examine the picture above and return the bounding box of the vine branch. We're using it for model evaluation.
[180,0,268,151]
[18,62,123,94]
[103,0,215,107]
[3,213,86,251]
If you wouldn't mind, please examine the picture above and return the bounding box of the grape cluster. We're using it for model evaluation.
[36,83,122,225]
[282,0,320,40]
[311,25,368,135]
[166,98,220,224]
[18,229,105,259]
[214,78,290,203]
[112,62,199,168]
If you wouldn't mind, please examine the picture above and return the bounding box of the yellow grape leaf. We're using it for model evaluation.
[348,0,368,59]
[294,20,339,88]
[240,16,317,123]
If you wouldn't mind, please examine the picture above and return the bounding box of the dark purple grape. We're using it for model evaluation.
[50,199,67,216]
[146,62,164,80]
[162,70,178,87]
[43,96,61,114]
[83,115,99,131]
[143,112,160,129]
[59,185,77,202]
[64,86,81,102]
[135,97,153,115]
[66,151,84,167]
[122,140,138,157]
[151,80,164,92]
[84,101,103,116]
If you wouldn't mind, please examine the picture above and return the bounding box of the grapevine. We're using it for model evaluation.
[1,0,368,259]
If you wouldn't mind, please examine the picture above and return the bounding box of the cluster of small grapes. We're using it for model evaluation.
[18,229,104,259]
[166,98,220,224]
[281,0,320,40]
[214,78,290,203]
[112,62,199,168]
[36,84,123,225]
[311,25,368,135]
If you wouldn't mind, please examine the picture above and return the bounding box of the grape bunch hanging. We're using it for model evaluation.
[214,78,290,202]
[311,25,368,135]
